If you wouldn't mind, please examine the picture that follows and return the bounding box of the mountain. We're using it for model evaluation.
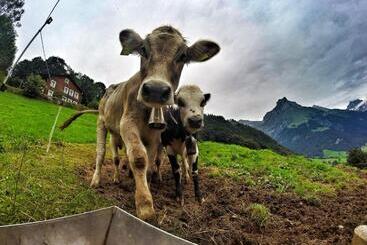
[346,99,367,112]
[240,97,367,156]
[199,114,291,155]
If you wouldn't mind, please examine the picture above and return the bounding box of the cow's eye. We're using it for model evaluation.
[177,98,186,107]
[200,99,206,107]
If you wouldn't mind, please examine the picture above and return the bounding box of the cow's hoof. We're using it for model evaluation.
[90,174,100,188]
[196,196,205,204]
[184,175,191,184]
[137,205,156,222]
[151,171,159,184]
[113,174,120,184]
[113,178,120,184]
[176,196,184,206]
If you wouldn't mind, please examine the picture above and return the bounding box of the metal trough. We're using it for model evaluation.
[0,206,195,245]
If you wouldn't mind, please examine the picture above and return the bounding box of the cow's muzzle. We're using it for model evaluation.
[188,116,203,129]
[141,81,172,104]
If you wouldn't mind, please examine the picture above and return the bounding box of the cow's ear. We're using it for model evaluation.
[201,93,211,107]
[174,92,179,104]
[119,29,143,55]
[187,40,220,62]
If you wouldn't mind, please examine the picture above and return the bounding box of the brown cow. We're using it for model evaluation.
[60,26,220,221]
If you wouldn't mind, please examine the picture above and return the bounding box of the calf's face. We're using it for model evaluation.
[119,26,219,108]
[176,85,210,134]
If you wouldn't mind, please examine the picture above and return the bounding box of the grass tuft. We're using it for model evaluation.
[247,203,270,227]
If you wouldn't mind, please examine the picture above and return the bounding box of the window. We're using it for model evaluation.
[67,98,72,103]
[50,80,56,88]
[62,96,67,102]
[69,89,74,97]
[64,86,69,94]
[47,90,54,97]
[65,78,70,84]
[74,92,79,100]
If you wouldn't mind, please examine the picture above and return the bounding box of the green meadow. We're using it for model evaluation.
[0,91,365,224]
[0,91,97,144]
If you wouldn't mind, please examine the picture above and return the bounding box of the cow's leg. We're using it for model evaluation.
[167,146,184,206]
[188,143,204,203]
[154,143,164,183]
[146,141,160,185]
[110,134,121,184]
[181,153,191,184]
[91,117,107,187]
[121,119,155,221]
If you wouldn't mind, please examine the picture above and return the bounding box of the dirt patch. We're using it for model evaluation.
[79,159,367,245]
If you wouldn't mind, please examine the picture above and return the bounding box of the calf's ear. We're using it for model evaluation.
[187,40,220,62]
[204,93,211,103]
[119,29,143,55]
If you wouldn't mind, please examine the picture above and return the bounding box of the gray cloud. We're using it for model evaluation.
[16,0,367,120]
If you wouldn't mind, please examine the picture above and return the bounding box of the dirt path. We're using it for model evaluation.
[79,159,367,245]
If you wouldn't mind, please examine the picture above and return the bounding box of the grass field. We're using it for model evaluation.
[0,92,111,225]
[200,142,360,198]
[322,149,348,162]
[0,91,365,226]
[0,91,97,145]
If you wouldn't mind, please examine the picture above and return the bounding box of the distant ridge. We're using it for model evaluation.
[346,99,367,112]
[240,98,367,156]
[200,114,291,155]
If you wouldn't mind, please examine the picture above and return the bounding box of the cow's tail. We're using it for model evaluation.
[59,110,99,130]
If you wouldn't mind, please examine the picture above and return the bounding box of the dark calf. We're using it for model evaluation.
[155,85,210,205]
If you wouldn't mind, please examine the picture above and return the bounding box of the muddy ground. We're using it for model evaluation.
[79,159,367,245]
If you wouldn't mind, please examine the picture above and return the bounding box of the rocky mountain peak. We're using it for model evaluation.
[347,99,367,112]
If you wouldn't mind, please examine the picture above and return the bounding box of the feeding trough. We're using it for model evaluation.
[0,206,195,245]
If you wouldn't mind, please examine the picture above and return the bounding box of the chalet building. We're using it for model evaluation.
[43,75,82,104]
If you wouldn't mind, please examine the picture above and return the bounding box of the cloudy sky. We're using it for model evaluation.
[15,0,367,120]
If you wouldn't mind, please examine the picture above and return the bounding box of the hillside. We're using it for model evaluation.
[0,91,289,155]
[200,114,291,155]
[1,91,366,244]
[0,91,97,144]
[241,97,367,156]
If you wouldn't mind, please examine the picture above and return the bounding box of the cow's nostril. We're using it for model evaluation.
[142,83,151,95]
[161,87,171,101]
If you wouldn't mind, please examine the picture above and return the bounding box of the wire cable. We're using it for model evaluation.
[40,31,52,82]
[46,0,61,19]
[1,0,62,87]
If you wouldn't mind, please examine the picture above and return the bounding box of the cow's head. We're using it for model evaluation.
[175,85,210,134]
[119,26,219,108]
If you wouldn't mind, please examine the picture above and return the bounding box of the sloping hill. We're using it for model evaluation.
[200,114,291,155]
[241,97,367,156]
[0,91,289,155]
[0,91,97,144]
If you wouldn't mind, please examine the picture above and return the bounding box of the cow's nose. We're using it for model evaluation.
[142,83,171,103]
[188,117,203,129]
